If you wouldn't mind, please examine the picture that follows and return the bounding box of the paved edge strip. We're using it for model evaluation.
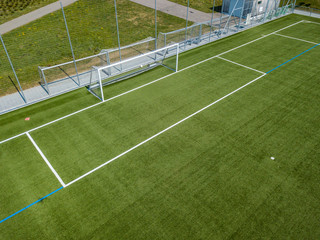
[0,186,64,224]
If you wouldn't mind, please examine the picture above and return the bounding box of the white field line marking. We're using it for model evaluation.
[0,101,104,145]
[215,20,304,57]
[304,20,320,25]
[273,33,318,45]
[65,73,266,187]
[0,20,304,146]
[26,132,66,187]
[217,56,265,74]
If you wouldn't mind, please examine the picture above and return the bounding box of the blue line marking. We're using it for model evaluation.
[266,42,320,74]
[0,186,63,224]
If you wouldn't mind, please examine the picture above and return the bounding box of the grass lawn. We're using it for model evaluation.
[296,0,320,9]
[0,13,320,239]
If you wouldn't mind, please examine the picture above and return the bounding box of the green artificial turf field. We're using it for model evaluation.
[0,14,320,239]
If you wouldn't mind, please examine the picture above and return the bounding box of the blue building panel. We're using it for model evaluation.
[228,0,246,17]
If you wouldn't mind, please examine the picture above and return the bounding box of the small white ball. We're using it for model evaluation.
[271,157,275,160]
[140,65,143,68]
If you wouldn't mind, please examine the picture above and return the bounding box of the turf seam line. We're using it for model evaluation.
[0,186,63,224]
[0,20,304,146]
[26,132,66,187]
[65,73,266,187]
[273,33,318,45]
[266,42,320,74]
[217,56,265,74]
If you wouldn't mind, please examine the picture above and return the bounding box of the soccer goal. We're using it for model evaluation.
[86,43,179,101]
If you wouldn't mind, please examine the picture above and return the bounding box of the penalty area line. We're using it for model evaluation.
[67,28,319,187]
[273,33,318,45]
[217,56,265,74]
[304,20,320,25]
[65,73,266,187]
[26,132,66,187]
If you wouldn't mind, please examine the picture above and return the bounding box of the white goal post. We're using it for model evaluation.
[87,43,179,101]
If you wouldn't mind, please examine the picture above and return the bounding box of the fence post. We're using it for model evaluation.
[105,51,111,75]
[209,0,216,42]
[41,68,50,94]
[263,0,271,22]
[238,0,246,31]
[60,2,80,86]
[222,0,241,34]
[219,0,226,37]
[114,0,122,69]
[155,0,158,50]
[250,0,256,27]
[198,24,202,44]
[292,0,296,13]
[184,0,190,50]
[176,44,179,72]
[164,33,167,47]
[38,66,50,94]
[0,34,26,102]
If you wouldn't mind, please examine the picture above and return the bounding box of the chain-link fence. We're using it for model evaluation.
[0,0,295,114]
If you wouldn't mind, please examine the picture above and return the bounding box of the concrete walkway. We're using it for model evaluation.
[130,0,217,23]
[0,0,77,34]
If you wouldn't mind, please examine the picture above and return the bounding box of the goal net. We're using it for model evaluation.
[87,43,179,101]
